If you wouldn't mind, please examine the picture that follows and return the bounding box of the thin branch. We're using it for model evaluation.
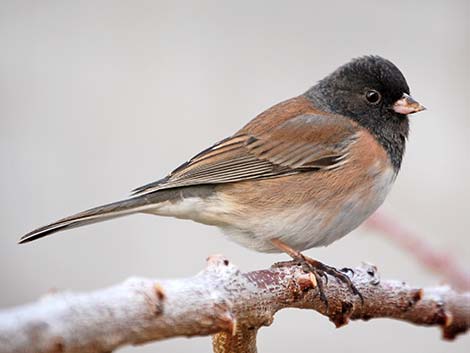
[366,211,470,291]
[0,256,468,353]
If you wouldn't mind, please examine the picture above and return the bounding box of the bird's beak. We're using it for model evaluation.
[392,93,426,115]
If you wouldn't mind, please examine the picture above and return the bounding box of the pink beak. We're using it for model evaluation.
[393,93,426,115]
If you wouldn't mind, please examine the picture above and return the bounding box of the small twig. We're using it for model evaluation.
[0,255,468,353]
[366,212,470,291]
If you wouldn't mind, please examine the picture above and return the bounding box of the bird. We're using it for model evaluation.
[20,55,425,301]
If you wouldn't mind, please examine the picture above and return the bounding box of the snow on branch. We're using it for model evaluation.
[0,255,468,353]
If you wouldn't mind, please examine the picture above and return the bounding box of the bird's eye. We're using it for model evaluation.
[365,90,381,104]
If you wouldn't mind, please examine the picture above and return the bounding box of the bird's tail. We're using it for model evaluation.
[19,193,166,244]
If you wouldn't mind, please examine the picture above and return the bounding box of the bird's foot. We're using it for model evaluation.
[300,257,363,305]
[271,239,363,308]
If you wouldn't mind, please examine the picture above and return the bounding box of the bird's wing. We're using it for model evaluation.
[131,114,360,196]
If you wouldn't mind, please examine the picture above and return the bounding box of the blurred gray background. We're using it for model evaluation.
[1,0,469,352]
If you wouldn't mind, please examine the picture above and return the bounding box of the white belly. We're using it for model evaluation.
[219,166,397,253]
[149,166,397,253]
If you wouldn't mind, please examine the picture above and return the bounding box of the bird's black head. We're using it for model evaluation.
[305,55,425,171]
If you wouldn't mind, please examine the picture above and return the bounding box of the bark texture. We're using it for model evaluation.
[0,255,468,353]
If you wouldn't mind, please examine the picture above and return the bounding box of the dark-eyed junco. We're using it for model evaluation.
[20,56,425,300]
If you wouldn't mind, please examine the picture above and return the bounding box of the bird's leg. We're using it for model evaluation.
[271,239,363,307]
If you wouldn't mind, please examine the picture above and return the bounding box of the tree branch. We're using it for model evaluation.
[0,255,468,353]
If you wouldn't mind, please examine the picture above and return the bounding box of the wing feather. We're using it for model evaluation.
[131,114,359,196]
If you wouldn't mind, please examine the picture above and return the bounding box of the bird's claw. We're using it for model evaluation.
[295,256,364,307]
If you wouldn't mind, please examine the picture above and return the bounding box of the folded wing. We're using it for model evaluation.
[132,114,359,196]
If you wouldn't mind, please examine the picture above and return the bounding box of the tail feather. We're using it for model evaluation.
[19,196,159,244]
[19,185,216,244]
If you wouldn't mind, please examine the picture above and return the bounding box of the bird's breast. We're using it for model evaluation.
[214,130,397,252]
[217,163,396,252]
